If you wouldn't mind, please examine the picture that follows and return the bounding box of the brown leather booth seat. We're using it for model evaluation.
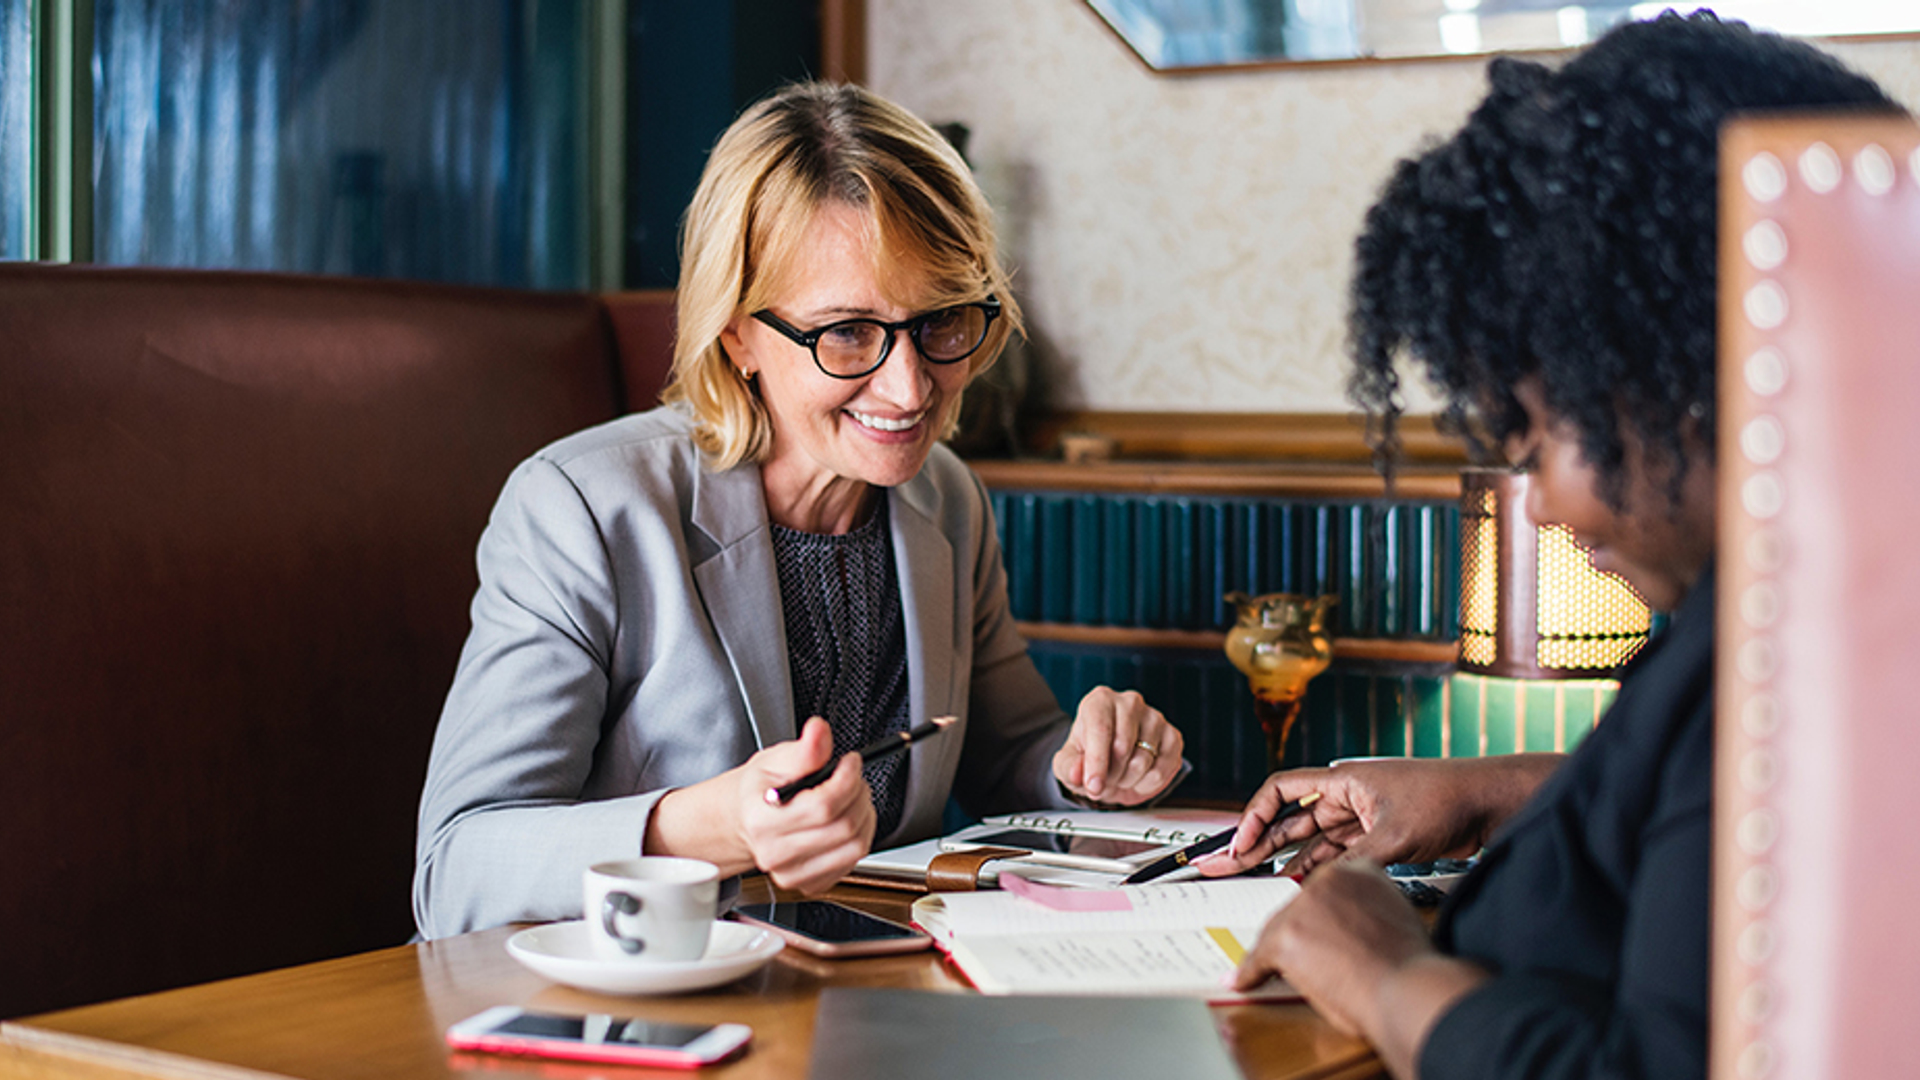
[0,264,672,1019]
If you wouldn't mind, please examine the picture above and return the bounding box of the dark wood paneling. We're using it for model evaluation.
[1017,622,1457,664]
[1022,410,1469,465]
[968,459,1461,500]
[821,0,866,83]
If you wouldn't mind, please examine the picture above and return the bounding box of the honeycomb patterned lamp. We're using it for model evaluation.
[1458,468,1651,679]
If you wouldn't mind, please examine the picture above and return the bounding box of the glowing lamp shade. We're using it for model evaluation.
[1458,468,1651,679]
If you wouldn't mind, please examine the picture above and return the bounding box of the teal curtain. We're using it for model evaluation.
[92,0,588,288]
[0,0,28,259]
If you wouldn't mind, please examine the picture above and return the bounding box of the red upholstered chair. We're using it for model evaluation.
[1715,115,1920,1079]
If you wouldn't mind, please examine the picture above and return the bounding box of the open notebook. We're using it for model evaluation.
[853,807,1243,891]
[911,875,1300,1001]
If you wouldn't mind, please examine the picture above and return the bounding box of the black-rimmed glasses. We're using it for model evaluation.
[752,297,1001,380]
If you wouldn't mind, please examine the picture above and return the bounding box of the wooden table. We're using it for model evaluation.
[0,882,1381,1080]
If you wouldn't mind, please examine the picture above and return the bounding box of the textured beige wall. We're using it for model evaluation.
[867,0,1920,413]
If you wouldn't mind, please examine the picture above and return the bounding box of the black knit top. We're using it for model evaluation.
[770,491,911,837]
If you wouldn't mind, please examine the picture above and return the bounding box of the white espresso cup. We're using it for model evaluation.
[583,857,720,964]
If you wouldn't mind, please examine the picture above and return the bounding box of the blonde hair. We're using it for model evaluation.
[660,82,1023,470]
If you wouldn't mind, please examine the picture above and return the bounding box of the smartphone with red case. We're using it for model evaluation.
[446,1007,750,1068]
[730,899,932,957]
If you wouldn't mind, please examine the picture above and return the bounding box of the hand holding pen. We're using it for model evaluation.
[767,715,956,804]
[717,716,954,896]
[1187,777,1344,880]
[638,717,878,897]
[1196,757,1511,880]
[1124,792,1322,884]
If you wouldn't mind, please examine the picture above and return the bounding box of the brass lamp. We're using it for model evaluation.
[1458,468,1651,678]
[1223,591,1337,773]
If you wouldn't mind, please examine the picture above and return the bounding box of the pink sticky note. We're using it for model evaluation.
[1000,872,1134,911]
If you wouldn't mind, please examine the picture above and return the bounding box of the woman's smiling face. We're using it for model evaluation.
[722,202,974,533]
[1504,379,1717,612]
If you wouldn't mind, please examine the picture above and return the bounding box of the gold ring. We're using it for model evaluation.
[1136,740,1159,758]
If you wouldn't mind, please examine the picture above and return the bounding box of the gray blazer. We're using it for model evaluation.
[413,407,1072,938]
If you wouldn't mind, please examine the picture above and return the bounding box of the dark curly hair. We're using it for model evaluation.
[1349,12,1902,505]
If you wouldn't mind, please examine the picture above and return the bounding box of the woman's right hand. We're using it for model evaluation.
[648,717,876,894]
[737,717,877,892]
[1196,754,1563,878]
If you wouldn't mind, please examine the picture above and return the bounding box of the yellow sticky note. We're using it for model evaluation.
[1206,927,1246,964]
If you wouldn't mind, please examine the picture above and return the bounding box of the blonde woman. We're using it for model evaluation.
[414,83,1183,939]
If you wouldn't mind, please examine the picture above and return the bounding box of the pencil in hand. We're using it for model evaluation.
[1121,791,1323,885]
[765,715,957,805]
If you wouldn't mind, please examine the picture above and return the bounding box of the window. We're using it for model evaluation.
[5,0,829,289]
[1,0,30,259]
[91,0,589,288]
[9,0,591,288]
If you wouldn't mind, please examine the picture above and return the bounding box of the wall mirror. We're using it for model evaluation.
[1086,1,1920,70]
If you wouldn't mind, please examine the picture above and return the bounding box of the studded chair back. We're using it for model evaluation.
[1714,114,1920,1080]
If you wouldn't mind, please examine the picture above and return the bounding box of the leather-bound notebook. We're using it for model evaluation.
[804,988,1243,1080]
[1714,115,1920,1079]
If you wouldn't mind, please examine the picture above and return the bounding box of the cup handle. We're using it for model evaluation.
[601,891,645,954]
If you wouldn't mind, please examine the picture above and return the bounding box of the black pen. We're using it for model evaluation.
[1121,791,1323,885]
[765,715,957,805]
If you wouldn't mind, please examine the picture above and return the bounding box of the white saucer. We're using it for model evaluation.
[506,920,783,995]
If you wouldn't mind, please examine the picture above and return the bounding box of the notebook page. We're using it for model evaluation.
[951,926,1269,997]
[930,877,1299,937]
[913,878,1302,1000]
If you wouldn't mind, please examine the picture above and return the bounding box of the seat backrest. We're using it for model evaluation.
[1714,115,1920,1079]
[0,265,628,1018]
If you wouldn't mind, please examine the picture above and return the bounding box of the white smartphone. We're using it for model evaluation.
[938,828,1168,873]
[729,900,932,957]
[446,1006,750,1068]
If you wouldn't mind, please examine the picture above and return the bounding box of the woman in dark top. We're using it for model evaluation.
[1197,14,1901,1079]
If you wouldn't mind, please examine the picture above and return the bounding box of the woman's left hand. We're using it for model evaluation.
[1231,860,1430,1030]
[1052,687,1183,805]
[1232,860,1488,1076]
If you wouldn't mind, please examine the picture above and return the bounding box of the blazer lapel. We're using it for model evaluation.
[890,474,961,835]
[689,461,795,751]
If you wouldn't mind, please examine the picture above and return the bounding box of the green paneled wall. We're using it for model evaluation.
[993,487,1617,803]
[1027,644,1617,802]
[991,491,1460,639]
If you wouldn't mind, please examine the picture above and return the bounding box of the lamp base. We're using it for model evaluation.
[1254,695,1305,776]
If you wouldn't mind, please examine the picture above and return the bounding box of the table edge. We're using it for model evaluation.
[1,1022,297,1080]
